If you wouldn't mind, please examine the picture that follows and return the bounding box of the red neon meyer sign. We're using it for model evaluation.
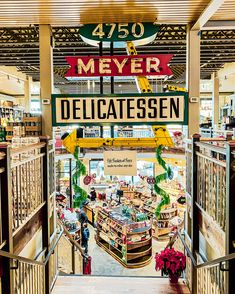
[65,54,173,77]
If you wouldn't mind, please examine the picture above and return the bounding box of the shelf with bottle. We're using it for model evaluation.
[96,207,152,268]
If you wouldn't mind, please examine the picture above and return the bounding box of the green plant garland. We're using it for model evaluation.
[154,145,173,218]
[72,147,88,208]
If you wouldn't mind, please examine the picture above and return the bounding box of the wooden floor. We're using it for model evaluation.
[52,276,190,294]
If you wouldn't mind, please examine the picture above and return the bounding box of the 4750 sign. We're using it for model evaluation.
[79,22,159,43]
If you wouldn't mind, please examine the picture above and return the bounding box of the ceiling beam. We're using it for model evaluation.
[191,0,224,31]
[202,20,235,30]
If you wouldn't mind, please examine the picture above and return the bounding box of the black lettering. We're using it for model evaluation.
[72,99,81,119]
[61,100,70,119]
[116,98,126,119]
[107,99,117,119]
[127,99,135,119]
[83,99,91,119]
[160,98,168,118]
[148,98,157,118]
[170,97,179,118]
[97,99,106,119]
[91,99,95,119]
[137,98,146,118]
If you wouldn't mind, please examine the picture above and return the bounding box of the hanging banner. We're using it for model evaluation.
[104,151,137,176]
[65,54,173,77]
[79,22,159,47]
[52,93,188,126]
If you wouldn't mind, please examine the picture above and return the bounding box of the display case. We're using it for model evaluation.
[96,207,152,268]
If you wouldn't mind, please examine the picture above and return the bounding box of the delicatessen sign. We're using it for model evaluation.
[52,93,188,126]
[104,151,137,176]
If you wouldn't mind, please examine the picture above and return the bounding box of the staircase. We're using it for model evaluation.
[52,276,190,294]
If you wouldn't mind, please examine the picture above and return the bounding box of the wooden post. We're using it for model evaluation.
[226,142,235,294]
[0,144,13,294]
[191,134,200,294]
[41,137,51,294]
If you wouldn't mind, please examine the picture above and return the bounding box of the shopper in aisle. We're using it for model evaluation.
[82,222,90,254]
[105,185,113,200]
[75,207,88,226]
[89,187,97,201]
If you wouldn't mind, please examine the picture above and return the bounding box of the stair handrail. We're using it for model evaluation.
[169,229,235,270]
[0,222,64,266]
[57,219,86,257]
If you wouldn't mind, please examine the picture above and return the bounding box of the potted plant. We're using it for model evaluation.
[155,248,186,283]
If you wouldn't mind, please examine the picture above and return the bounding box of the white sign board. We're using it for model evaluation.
[52,93,188,126]
[103,151,137,176]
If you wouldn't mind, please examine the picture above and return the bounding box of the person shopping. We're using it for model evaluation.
[82,223,90,254]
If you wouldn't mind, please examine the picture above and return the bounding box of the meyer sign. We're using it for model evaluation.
[104,151,137,176]
[52,93,188,126]
[65,54,173,77]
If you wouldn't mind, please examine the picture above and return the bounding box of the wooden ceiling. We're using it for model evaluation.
[0,0,234,92]
[0,0,217,26]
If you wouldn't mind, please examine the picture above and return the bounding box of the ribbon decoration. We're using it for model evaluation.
[72,147,88,208]
[154,145,173,218]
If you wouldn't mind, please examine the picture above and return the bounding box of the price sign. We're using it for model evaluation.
[79,22,159,47]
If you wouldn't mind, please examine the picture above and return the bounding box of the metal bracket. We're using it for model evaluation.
[10,260,19,270]
[219,262,229,272]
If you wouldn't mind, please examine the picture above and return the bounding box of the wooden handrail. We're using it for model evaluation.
[57,219,86,257]
[11,142,46,155]
[0,223,64,267]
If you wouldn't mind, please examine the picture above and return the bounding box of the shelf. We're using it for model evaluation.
[127,246,152,261]
[127,225,151,234]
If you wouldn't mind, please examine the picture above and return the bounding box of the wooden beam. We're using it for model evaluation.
[13,209,43,255]
[191,0,224,31]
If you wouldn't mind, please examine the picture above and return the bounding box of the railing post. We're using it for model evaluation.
[0,144,13,294]
[71,244,75,274]
[41,137,51,294]
[191,134,200,294]
[226,142,235,294]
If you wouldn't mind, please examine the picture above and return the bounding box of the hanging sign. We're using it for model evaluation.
[79,22,159,47]
[103,151,137,176]
[52,93,188,126]
[65,54,173,77]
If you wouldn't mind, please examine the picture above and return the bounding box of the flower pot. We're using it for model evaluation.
[169,272,179,283]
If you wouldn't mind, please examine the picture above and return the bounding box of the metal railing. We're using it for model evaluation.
[11,143,46,232]
[0,151,5,247]
[169,229,235,294]
[0,223,63,294]
[57,220,85,275]
[0,220,86,293]
[195,141,227,230]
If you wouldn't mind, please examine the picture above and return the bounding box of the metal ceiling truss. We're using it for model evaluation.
[0,24,234,84]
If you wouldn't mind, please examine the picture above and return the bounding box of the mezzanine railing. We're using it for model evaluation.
[185,136,235,294]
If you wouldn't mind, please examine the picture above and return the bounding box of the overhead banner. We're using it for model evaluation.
[104,151,137,176]
[52,93,188,126]
[65,54,173,77]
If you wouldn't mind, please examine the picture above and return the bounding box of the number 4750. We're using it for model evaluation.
[92,23,144,39]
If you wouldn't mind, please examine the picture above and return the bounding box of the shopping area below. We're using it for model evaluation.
[55,125,186,274]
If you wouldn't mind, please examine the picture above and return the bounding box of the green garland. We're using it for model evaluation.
[154,145,173,218]
[72,147,88,208]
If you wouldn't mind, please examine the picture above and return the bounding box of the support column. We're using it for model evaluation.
[186,27,200,136]
[24,76,32,113]
[212,72,220,126]
[39,25,54,137]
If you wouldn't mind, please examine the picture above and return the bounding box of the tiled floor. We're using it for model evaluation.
[88,225,167,276]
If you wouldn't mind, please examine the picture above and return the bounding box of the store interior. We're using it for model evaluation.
[55,132,186,276]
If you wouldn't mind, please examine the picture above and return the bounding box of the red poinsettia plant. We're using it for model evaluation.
[155,248,186,276]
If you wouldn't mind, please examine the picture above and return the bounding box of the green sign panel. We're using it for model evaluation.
[52,93,188,127]
[79,22,159,44]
